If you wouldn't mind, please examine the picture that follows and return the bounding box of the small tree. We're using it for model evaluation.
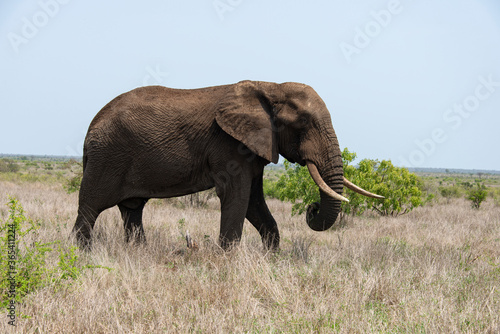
[343,156,427,216]
[466,182,488,209]
[439,185,462,203]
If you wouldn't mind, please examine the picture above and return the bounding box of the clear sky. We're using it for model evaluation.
[1,0,499,170]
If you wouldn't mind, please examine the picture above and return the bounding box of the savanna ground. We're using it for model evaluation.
[1,158,500,333]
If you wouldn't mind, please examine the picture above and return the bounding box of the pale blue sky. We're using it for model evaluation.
[1,0,499,170]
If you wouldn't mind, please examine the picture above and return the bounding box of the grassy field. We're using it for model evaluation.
[0,159,499,333]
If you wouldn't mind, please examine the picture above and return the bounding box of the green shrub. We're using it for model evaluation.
[0,159,19,173]
[0,160,7,173]
[439,185,463,200]
[343,154,429,216]
[263,178,280,199]
[466,182,488,209]
[64,175,82,194]
[0,197,111,311]
[460,181,474,190]
[24,161,39,168]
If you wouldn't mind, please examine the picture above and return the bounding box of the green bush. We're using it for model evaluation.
[64,175,82,194]
[24,161,39,168]
[466,182,488,209]
[0,160,7,173]
[0,197,111,311]
[0,159,19,173]
[460,181,474,190]
[263,178,280,199]
[343,152,430,216]
[439,185,463,200]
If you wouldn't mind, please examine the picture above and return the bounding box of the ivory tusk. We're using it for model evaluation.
[343,177,385,199]
[306,162,349,202]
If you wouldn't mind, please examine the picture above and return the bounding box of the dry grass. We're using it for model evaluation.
[1,180,499,333]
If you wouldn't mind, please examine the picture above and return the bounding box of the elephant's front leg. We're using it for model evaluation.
[246,172,280,250]
[215,172,253,250]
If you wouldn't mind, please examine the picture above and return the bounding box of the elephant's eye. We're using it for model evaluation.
[298,116,309,127]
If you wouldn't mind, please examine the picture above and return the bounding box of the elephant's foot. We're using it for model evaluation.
[261,233,280,252]
[219,236,241,251]
[125,228,147,245]
[71,228,92,251]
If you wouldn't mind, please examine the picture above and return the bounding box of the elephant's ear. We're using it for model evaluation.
[216,81,279,163]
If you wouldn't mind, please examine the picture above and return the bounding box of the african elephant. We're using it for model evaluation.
[72,80,382,250]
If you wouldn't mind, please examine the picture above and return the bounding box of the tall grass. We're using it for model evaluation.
[0,180,499,333]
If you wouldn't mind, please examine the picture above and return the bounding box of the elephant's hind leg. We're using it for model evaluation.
[72,164,125,249]
[118,198,148,244]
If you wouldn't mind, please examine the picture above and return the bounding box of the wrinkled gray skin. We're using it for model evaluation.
[72,80,344,250]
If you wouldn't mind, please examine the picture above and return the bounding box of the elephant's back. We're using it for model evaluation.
[88,86,185,130]
[88,85,229,132]
[83,85,228,162]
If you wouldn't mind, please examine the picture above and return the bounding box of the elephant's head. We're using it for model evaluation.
[216,80,382,231]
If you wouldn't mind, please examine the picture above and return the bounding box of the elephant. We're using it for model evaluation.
[71,80,382,250]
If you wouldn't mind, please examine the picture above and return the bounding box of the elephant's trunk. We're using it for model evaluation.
[305,157,345,232]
